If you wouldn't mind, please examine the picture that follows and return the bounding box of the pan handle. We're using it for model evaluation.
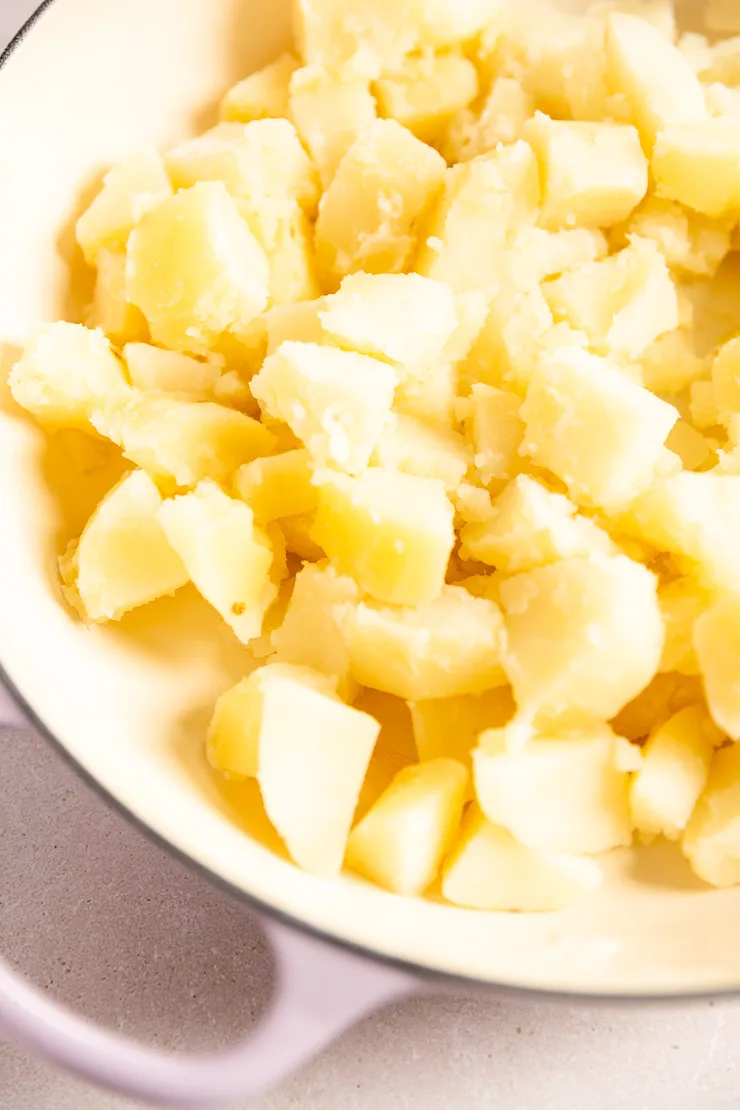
[0,696,420,1108]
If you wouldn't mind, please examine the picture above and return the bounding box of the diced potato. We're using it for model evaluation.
[209,662,380,876]
[611,671,705,742]
[212,370,259,415]
[461,475,614,572]
[702,35,740,85]
[293,0,421,76]
[92,394,275,489]
[416,142,540,293]
[420,0,501,48]
[711,336,740,424]
[474,723,635,854]
[410,687,515,764]
[319,272,457,370]
[339,584,506,699]
[393,361,457,428]
[58,470,189,622]
[694,596,740,740]
[234,449,317,521]
[640,328,708,394]
[238,199,320,306]
[212,316,269,378]
[524,113,647,230]
[315,120,446,288]
[703,82,740,119]
[543,238,679,361]
[443,77,534,165]
[9,322,129,428]
[370,414,470,491]
[605,12,706,148]
[457,385,525,486]
[652,118,740,218]
[499,554,663,722]
[271,561,360,699]
[279,512,325,562]
[75,149,173,264]
[462,284,553,395]
[690,380,720,430]
[629,472,740,594]
[683,744,740,887]
[250,341,397,473]
[288,66,377,188]
[510,227,610,286]
[159,481,278,643]
[658,577,708,676]
[346,759,467,894]
[705,0,740,33]
[665,420,713,472]
[126,182,269,356]
[614,196,732,279]
[313,468,454,605]
[87,248,148,345]
[441,807,603,912]
[373,53,478,145]
[521,346,679,514]
[630,705,718,841]
[220,53,300,122]
[264,298,327,353]
[164,120,319,214]
[590,0,677,41]
[122,343,220,400]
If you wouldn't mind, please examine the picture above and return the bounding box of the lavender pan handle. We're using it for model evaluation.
[0,694,419,1107]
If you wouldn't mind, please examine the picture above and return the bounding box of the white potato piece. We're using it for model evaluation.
[462,284,553,395]
[264,298,327,353]
[87,248,148,346]
[410,687,516,766]
[615,197,732,279]
[294,0,421,76]
[346,759,468,894]
[683,744,740,887]
[694,596,740,741]
[234,449,318,522]
[288,66,376,188]
[444,77,534,165]
[373,54,478,145]
[652,118,740,218]
[711,336,740,424]
[122,344,220,400]
[220,53,299,123]
[420,0,501,48]
[75,149,172,263]
[370,414,470,491]
[658,576,709,675]
[500,555,663,723]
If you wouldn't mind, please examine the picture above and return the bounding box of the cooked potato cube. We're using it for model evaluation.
[694,596,740,740]
[9,322,129,428]
[87,248,148,345]
[461,475,614,573]
[250,341,396,473]
[416,142,540,293]
[658,577,708,676]
[711,336,740,424]
[159,481,278,643]
[614,197,732,279]
[683,744,740,887]
[706,0,740,33]
[209,662,380,876]
[122,343,220,400]
[640,328,708,394]
[690,381,720,430]
[441,807,602,912]
[346,759,467,894]
[474,723,635,854]
[500,555,663,722]
[126,182,269,356]
[630,705,717,841]
[288,66,376,188]
[264,298,327,353]
[444,77,534,165]
[271,561,360,699]
[524,114,647,230]
[313,468,454,605]
[373,54,478,145]
[339,584,506,699]
[235,449,317,522]
[279,512,325,562]
[75,149,173,264]
[294,0,421,76]
[702,36,740,85]
[611,671,705,743]
[315,120,446,287]
[219,53,299,122]
[370,414,469,491]
[393,361,457,428]
[511,227,610,286]
[410,687,515,765]
[652,118,740,218]
[211,370,257,414]
[521,346,678,514]
[164,120,319,214]
[92,394,275,489]
[462,284,553,395]
[605,12,706,148]
[457,385,526,485]
[420,0,502,48]
[665,420,713,472]
[236,197,320,306]
[59,470,189,622]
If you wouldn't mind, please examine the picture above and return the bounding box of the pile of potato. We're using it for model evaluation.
[12,0,740,910]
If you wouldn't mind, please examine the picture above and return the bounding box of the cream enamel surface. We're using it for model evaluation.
[1,0,740,997]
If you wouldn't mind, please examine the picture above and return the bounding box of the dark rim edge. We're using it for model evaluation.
[0,0,736,1009]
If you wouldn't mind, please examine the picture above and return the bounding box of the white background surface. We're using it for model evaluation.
[2,2,740,1108]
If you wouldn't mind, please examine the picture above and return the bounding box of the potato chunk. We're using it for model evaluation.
[521,346,678,514]
[208,663,380,876]
[500,555,663,722]
[122,343,220,400]
[87,248,148,345]
[462,286,553,395]
[9,322,129,428]
[457,385,527,485]
[234,449,317,522]
[92,394,275,489]
[126,182,269,355]
[339,585,506,699]
[605,12,706,148]
[410,687,515,765]
[694,596,740,741]
[240,200,320,306]
[652,118,740,218]
[683,744,740,887]
[313,468,454,605]
[630,705,718,841]
[315,120,446,287]
[370,414,470,491]
[441,807,602,912]
[373,54,478,145]
[658,576,708,675]
[347,759,467,894]
[461,475,614,573]
[288,67,377,188]
[444,77,534,164]
[615,197,732,279]
[475,723,636,854]
[250,341,396,474]
[59,470,189,622]
[219,53,299,123]
[159,482,278,643]
[711,335,740,424]
[294,0,421,76]
[75,149,173,264]
[524,114,647,230]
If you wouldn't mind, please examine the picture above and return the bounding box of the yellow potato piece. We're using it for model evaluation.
[711,336,740,424]
[462,284,553,395]
[238,199,320,306]
[346,759,468,894]
[444,77,534,165]
[87,247,148,346]
[653,117,740,218]
[264,298,327,353]
[658,576,709,675]
[59,470,189,622]
[75,149,173,264]
[234,449,318,522]
[694,596,740,741]
[288,66,377,188]
[370,413,470,491]
[500,555,664,723]
[441,807,602,912]
[122,343,220,400]
[373,53,478,145]
[409,687,515,765]
[294,0,421,76]
[639,328,708,395]
[419,0,502,49]
[219,53,300,123]
[615,196,732,279]
[312,468,454,605]
[683,744,740,887]
[457,384,526,485]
